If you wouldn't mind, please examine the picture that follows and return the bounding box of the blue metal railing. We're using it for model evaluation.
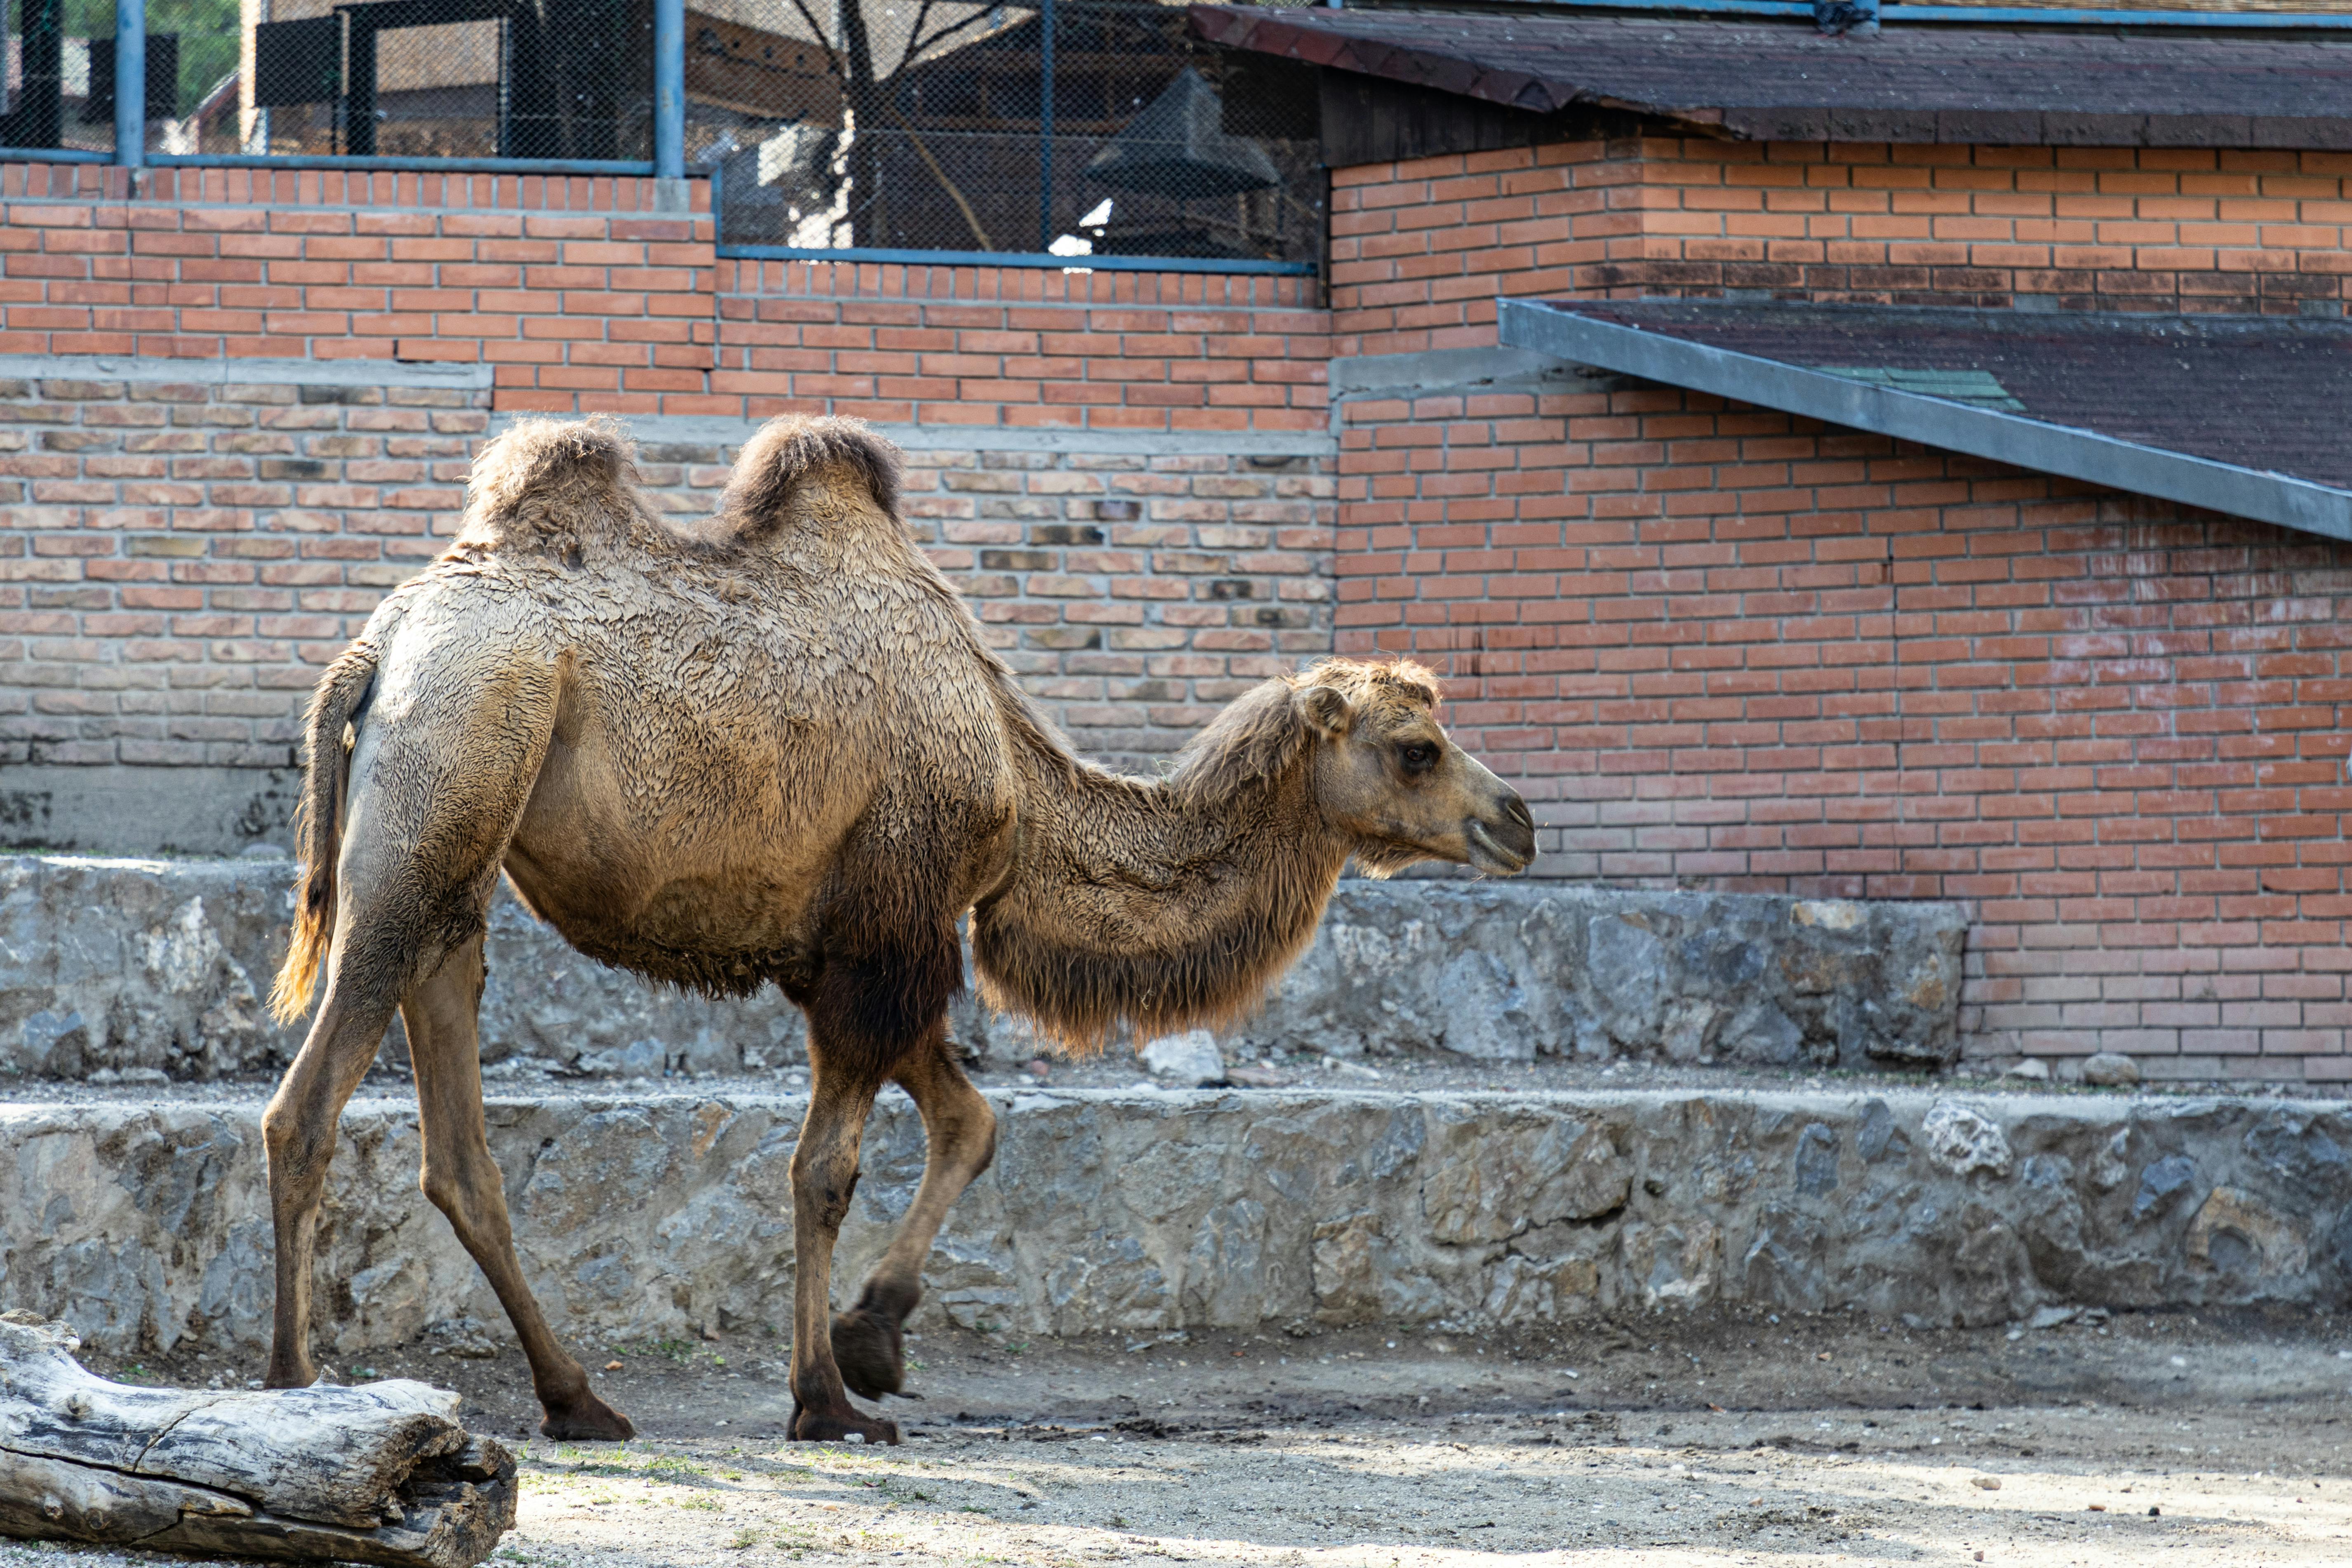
[0,0,692,178]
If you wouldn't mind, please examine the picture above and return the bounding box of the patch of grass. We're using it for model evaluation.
[678,1495,722,1511]
[727,1528,761,1549]
[496,1549,574,1567]
[646,1454,711,1476]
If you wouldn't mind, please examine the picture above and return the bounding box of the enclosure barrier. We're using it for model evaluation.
[0,0,1328,272]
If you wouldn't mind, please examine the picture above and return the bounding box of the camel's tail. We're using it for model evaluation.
[268,644,379,1023]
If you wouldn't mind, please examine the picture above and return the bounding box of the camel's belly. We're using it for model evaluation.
[501,722,850,994]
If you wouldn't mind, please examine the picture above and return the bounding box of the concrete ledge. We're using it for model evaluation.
[0,856,1965,1080]
[0,764,303,858]
[2,1086,2344,1357]
[0,354,491,390]
[500,414,1340,460]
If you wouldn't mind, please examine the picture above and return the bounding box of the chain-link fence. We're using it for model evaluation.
[0,0,657,157]
[0,0,1324,270]
[701,0,1323,268]
[240,0,652,159]
[3,0,120,155]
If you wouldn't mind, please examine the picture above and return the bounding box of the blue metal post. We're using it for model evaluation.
[1037,0,1054,252]
[115,0,146,170]
[654,0,685,180]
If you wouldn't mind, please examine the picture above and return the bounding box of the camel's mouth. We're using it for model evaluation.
[1465,818,1536,876]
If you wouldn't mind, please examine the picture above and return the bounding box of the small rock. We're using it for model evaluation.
[1140,1029,1225,1087]
[426,1316,501,1359]
[1225,1066,1290,1088]
[1972,1476,2002,1491]
[2082,1052,2141,1087]
[2002,1059,2050,1081]
[2029,1305,2079,1330]
[1022,1058,1053,1081]
[1922,1100,2014,1179]
[117,1067,170,1087]
[88,1067,120,1086]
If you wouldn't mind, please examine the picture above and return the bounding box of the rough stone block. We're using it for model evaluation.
[0,856,1968,1083]
[1,1087,2346,1358]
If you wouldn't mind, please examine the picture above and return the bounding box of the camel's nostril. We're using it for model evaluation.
[1503,793,1533,830]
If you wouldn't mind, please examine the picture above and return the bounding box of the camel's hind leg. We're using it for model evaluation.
[261,953,407,1389]
[405,933,633,1440]
[831,1020,996,1401]
[785,1034,898,1445]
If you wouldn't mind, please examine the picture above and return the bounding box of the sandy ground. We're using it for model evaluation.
[12,1306,2352,1568]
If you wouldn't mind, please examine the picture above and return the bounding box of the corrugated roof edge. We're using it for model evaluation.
[1496,299,2352,544]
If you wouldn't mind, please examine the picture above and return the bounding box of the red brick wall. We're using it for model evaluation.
[0,162,1337,783]
[1332,139,2352,357]
[0,163,1331,430]
[1334,380,2352,1083]
[708,259,1328,433]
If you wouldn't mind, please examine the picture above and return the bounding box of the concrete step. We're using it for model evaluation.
[3,1082,2342,1362]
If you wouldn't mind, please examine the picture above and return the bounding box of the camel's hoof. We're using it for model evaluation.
[261,1363,315,1391]
[832,1307,904,1401]
[791,1405,901,1446]
[541,1393,636,1442]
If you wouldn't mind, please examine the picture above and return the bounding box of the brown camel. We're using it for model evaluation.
[262,414,1535,1446]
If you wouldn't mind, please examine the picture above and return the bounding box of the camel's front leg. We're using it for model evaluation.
[405,934,632,1441]
[831,1020,997,1400]
[789,1041,898,1444]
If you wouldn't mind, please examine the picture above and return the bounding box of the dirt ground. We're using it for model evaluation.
[12,1306,2352,1568]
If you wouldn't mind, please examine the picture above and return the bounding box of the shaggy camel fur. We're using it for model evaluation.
[263,414,1536,1445]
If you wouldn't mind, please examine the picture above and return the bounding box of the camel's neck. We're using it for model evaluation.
[969,744,1350,1051]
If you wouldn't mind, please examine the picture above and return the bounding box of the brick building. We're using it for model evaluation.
[5,3,2352,1083]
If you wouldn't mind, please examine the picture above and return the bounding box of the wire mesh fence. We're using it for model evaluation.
[0,0,1325,270]
[700,0,1324,266]
[239,0,653,159]
[0,0,657,157]
[3,0,119,155]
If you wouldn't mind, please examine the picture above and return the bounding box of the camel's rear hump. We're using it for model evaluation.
[708,416,906,549]
[454,416,647,557]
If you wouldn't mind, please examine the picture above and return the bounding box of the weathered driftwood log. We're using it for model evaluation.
[0,1312,516,1568]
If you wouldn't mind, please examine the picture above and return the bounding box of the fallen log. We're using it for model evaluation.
[0,1310,516,1568]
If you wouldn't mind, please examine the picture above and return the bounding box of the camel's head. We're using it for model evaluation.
[1176,658,1536,878]
[1289,659,1536,877]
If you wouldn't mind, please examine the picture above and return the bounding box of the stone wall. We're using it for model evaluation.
[0,854,1964,1081]
[3,1085,2343,1357]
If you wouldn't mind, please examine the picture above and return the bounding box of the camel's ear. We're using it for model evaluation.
[1298,684,1352,739]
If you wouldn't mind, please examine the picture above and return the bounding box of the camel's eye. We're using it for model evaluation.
[1399,742,1438,775]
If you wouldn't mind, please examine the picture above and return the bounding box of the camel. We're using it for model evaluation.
[261,414,1536,1446]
